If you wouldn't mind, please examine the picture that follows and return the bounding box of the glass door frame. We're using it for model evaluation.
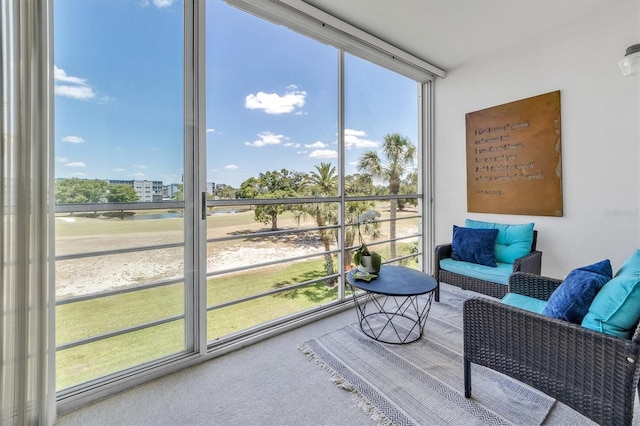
[55,0,435,411]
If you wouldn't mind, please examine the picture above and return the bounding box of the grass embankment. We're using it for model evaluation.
[56,255,336,389]
[55,207,418,389]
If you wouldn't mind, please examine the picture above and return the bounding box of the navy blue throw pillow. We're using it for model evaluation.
[542,259,613,324]
[451,225,499,267]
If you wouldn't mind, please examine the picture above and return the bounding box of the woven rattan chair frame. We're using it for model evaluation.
[433,230,542,301]
[463,272,640,426]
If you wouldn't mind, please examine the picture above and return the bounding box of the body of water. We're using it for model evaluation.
[125,213,183,220]
[124,209,242,220]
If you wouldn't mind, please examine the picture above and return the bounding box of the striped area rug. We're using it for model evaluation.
[300,288,555,425]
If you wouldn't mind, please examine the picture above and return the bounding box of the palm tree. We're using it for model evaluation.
[343,173,379,249]
[358,133,416,259]
[304,163,338,283]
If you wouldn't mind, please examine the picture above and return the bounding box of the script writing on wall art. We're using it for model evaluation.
[466,91,563,216]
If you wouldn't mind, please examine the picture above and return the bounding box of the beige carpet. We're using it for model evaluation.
[301,287,572,425]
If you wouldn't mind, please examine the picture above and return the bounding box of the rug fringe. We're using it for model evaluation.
[353,396,393,426]
[299,343,392,426]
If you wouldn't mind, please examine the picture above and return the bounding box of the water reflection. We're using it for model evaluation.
[123,209,241,220]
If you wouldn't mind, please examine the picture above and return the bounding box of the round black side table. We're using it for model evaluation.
[346,265,438,344]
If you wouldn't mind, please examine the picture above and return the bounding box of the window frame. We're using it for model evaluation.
[54,0,435,411]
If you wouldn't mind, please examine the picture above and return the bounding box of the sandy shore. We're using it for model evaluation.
[55,210,416,298]
[55,226,329,298]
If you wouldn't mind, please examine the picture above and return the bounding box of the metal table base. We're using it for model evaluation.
[347,265,438,345]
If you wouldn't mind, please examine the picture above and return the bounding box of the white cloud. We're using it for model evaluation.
[305,141,326,149]
[71,172,86,176]
[55,156,69,163]
[63,135,85,144]
[224,164,238,170]
[65,162,86,168]
[309,149,337,159]
[134,164,148,169]
[245,86,306,114]
[244,131,285,147]
[54,66,87,85]
[344,128,378,149]
[153,0,174,7]
[133,172,146,177]
[55,85,96,100]
[139,0,174,7]
[112,168,125,172]
[163,173,180,182]
[206,128,215,133]
[98,96,115,105]
[54,66,96,100]
[297,150,308,154]
[345,129,366,137]
[284,142,301,148]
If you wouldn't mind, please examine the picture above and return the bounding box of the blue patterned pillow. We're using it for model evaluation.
[542,259,612,324]
[451,225,499,267]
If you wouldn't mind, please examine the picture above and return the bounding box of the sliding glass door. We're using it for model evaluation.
[344,53,421,269]
[53,0,430,404]
[203,1,423,344]
[204,0,341,342]
[54,0,191,392]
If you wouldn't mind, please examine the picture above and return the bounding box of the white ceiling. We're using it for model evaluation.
[303,0,624,71]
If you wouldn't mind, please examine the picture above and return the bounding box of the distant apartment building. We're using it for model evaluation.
[109,180,163,202]
[165,183,182,199]
[206,182,216,196]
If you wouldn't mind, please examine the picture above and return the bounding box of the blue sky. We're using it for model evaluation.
[54,0,418,188]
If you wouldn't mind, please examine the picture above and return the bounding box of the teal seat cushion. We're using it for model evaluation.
[581,251,640,338]
[465,219,534,264]
[542,259,612,324]
[439,258,512,285]
[501,293,547,314]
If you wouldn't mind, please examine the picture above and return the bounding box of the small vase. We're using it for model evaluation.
[357,255,377,274]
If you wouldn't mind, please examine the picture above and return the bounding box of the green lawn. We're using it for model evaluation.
[56,209,312,238]
[55,213,184,237]
[54,205,420,390]
[56,258,337,389]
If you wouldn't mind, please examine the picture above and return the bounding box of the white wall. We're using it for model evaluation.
[433,0,640,277]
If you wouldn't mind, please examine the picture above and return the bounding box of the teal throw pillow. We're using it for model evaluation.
[542,259,612,324]
[465,219,534,264]
[581,251,640,338]
[614,249,640,278]
[451,225,499,267]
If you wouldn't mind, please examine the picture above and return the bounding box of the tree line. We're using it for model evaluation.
[55,133,418,275]
[235,133,418,279]
[55,133,417,280]
[55,179,140,204]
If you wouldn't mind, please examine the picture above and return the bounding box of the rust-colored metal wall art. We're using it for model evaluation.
[466,91,563,216]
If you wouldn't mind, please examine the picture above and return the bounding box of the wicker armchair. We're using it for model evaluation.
[434,230,541,301]
[463,272,640,426]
